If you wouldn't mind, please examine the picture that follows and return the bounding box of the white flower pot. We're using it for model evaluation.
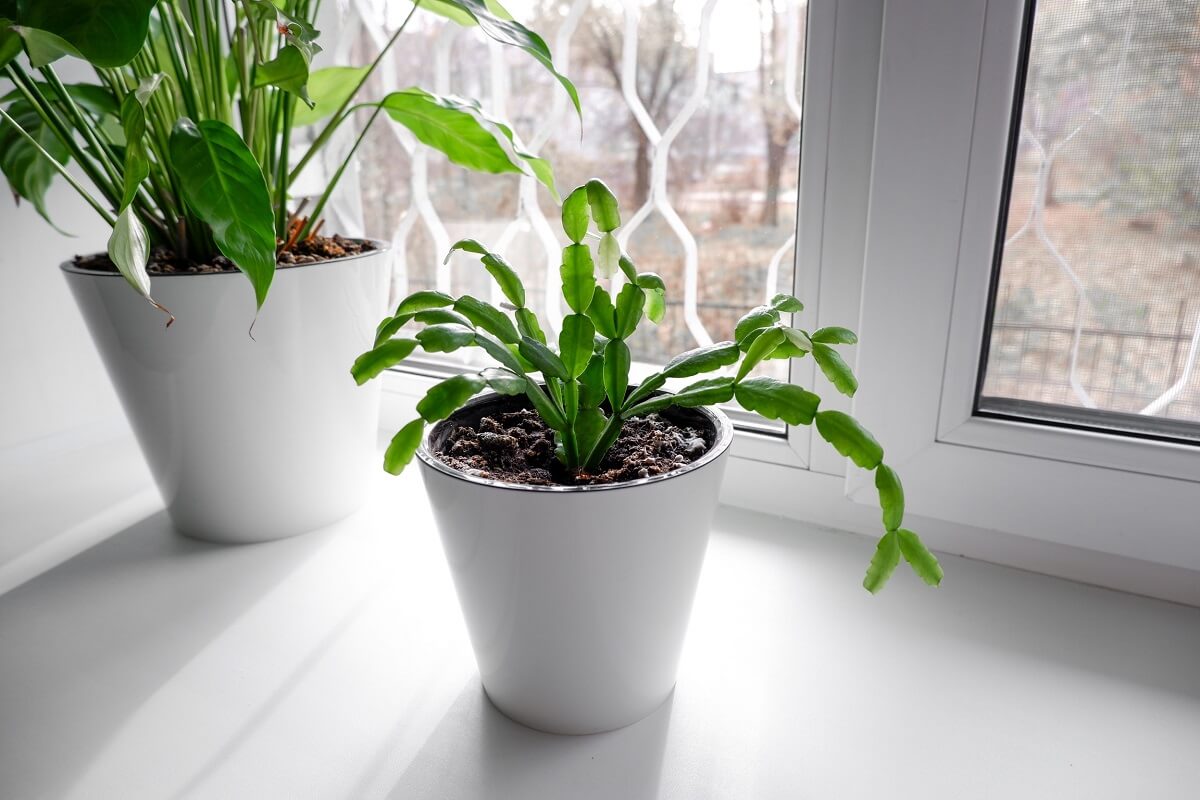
[418,392,733,734]
[62,244,390,543]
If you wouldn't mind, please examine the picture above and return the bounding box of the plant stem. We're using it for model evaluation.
[0,107,116,225]
[296,105,383,239]
[288,0,421,187]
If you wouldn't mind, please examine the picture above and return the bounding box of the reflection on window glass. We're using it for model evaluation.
[353,0,805,389]
[980,0,1200,436]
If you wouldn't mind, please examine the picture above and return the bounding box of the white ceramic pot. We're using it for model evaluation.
[418,392,733,734]
[62,243,390,543]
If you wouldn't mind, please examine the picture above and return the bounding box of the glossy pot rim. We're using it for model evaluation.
[58,238,390,277]
[416,389,734,494]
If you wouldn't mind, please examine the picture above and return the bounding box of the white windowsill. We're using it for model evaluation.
[1,401,1198,797]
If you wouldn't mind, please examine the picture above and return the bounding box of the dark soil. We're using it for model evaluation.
[435,408,710,486]
[72,235,375,275]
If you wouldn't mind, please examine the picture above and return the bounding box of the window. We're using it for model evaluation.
[333,0,808,431]
[977,0,1200,443]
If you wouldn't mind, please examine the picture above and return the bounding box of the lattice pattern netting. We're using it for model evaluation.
[981,0,1200,427]
[319,0,805,382]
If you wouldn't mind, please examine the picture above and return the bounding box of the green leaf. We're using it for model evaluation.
[481,367,527,396]
[515,307,545,344]
[396,289,455,315]
[898,529,943,587]
[574,406,607,458]
[814,410,883,469]
[733,377,820,426]
[525,381,567,430]
[578,355,606,408]
[614,283,645,339]
[416,323,476,353]
[473,330,525,374]
[169,118,276,309]
[117,73,162,208]
[244,0,322,61]
[635,272,665,291]
[17,0,157,67]
[812,342,858,397]
[811,326,858,345]
[561,243,596,314]
[518,336,568,380]
[735,305,780,348]
[644,287,665,325]
[0,99,71,229]
[421,0,580,117]
[735,326,786,382]
[618,254,638,283]
[293,66,369,127]
[351,338,419,384]
[417,373,487,422]
[13,26,80,68]
[624,377,735,417]
[444,239,525,307]
[664,341,740,379]
[253,44,314,107]
[373,313,413,346]
[380,88,554,196]
[106,206,152,300]
[561,185,589,242]
[863,531,900,594]
[383,419,425,475]
[413,308,473,327]
[0,17,20,69]
[596,232,620,279]
[559,313,596,379]
[782,327,813,353]
[603,338,631,411]
[586,287,617,338]
[585,179,620,231]
[454,295,518,343]
[770,293,804,313]
[875,464,905,531]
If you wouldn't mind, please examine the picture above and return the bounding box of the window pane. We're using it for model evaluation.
[349,0,806,428]
[978,0,1200,441]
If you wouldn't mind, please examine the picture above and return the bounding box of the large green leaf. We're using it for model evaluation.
[515,307,544,344]
[421,0,580,116]
[16,0,157,67]
[381,88,555,196]
[293,66,368,127]
[473,330,525,374]
[603,338,631,411]
[624,377,735,417]
[454,295,518,343]
[417,373,487,422]
[0,11,20,69]
[814,410,883,470]
[169,118,277,309]
[898,529,943,587]
[561,243,596,314]
[770,293,804,313]
[733,377,820,426]
[812,342,858,397]
[663,341,741,379]
[253,44,314,107]
[0,99,70,229]
[396,289,455,316]
[735,326,786,382]
[585,179,620,232]
[812,326,858,345]
[735,305,780,347]
[863,531,900,594]
[614,282,644,339]
[559,313,595,379]
[586,287,617,339]
[383,419,426,475]
[561,184,589,242]
[518,336,568,380]
[481,367,526,396]
[578,355,606,408]
[416,323,476,353]
[351,338,419,384]
[117,73,162,208]
[875,464,905,531]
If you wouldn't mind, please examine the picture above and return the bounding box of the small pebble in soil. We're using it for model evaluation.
[436,408,710,486]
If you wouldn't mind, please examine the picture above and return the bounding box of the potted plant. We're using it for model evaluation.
[352,179,944,734]
[0,0,575,542]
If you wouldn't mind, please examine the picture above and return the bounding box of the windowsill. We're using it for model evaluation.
[1,425,1198,797]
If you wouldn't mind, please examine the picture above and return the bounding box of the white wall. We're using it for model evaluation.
[0,179,124,449]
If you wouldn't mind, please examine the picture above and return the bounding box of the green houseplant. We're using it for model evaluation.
[0,0,577,542]
[352,178,944,733]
